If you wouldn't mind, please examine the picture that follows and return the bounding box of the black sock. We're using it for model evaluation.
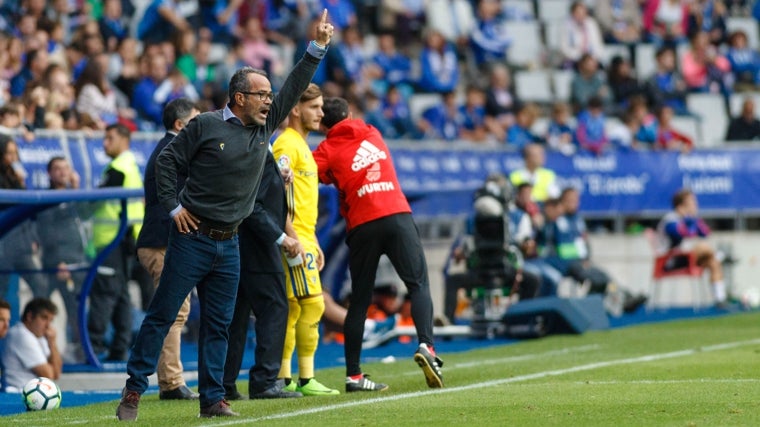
[298,378,311,387]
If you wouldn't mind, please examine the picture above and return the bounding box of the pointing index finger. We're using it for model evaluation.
[321,8,328,25]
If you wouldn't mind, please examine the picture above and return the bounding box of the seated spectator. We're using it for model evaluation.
[725,30,760,93]
[109,37,141,105]
[131,53,170,130]
[74,58,120,129]
[509,143,559,204]
[644,46,691,115]
[537,190,610,294]
[417,91,461,141]
[725,97,760,141]
[368,32,414,97]
[0,299,8,337]
[607,55,647,113]
[98,0,129,53]
[687,0,728,47]
[381,85,418,139]
[655,188,730,308]
[239,17,283,80]
[546,101,576,156]
[152,68,200,113]
[416,28,459,94]
[328,25,368,92]
[470,0,511,69]
[459,85,489,143]
[484,63,519,141]
[596,0,643,46]
[551,188,647,313]
[643,0,690,47]
[172,28,197,83]
[9,48,49,99]
[506,102,544,149]
[629,95,659,147]
[1,298,61,393]
[680,31,732,95]
[507,183,563,298]
[559,1,605,69]
[137,0,191,45]
[570,54,613,113]
[575,96,609,155]
[655,104,693,152]
[0,102,34,141]
[608,110,642,150]
[364,91,399,139]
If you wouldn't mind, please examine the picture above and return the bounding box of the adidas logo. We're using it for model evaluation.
[351,140,387,172]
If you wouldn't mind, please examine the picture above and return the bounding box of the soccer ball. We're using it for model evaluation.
[22,377,62,411]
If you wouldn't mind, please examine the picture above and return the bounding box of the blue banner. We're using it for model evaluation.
[391,147,760,216]
[13,133,760,216]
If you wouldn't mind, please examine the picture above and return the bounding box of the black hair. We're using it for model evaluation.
[22,298,58,322]
[321,97,350,129]
[162,98,197,131]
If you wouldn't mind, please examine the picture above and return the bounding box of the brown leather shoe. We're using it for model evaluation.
[199,400,239,418]
[116,388,140,421]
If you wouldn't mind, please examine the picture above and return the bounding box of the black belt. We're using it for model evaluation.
[196,223,238,241]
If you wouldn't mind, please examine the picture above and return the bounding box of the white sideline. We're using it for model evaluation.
[202,338,760,427]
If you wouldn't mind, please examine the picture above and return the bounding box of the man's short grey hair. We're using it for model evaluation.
[228,67,268,102]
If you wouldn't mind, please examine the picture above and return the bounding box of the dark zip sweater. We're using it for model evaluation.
[155,47,323,229]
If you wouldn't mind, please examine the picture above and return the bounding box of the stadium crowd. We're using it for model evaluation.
[0,0,760,150]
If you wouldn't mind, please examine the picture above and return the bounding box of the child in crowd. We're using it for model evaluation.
[506,102,544,149]
[628,95,659,147]
[458,85,489,143]
[608,110,641,151]
[656,104,694,152]
[546,102,576,155]
[574,96,608,155]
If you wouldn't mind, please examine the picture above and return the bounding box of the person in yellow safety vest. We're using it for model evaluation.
[89,123,144,362]
[509,143,559,203]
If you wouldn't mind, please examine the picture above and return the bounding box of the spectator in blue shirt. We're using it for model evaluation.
[131,53,169,129]
[98,0,129,52]
[506,102,544,149]
[644,46,690,115]
[546,102,576,155]
[369,32,413,97]
[575,96,608,155]
[458,85,489,143]
[329,25,366,89]
[418,91,462,141]
[726,30,760,92]
[382,85,419,139]
[470,0,511,68]
[10,48,49,98]
[417,29,459,93]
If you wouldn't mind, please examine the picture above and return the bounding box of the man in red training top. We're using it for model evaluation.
[313,97,443,392]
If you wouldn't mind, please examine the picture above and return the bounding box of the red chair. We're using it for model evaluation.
[645,229,709,311]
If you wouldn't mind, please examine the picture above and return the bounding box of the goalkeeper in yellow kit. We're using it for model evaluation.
[272,83,339,396]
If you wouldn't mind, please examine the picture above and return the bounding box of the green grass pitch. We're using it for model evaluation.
[5,311,760,426]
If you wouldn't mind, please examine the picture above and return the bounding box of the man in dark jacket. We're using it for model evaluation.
[222,149,303,400]
[135,98,200,401]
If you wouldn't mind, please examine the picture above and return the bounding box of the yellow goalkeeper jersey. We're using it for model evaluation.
[272,127,319,245]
